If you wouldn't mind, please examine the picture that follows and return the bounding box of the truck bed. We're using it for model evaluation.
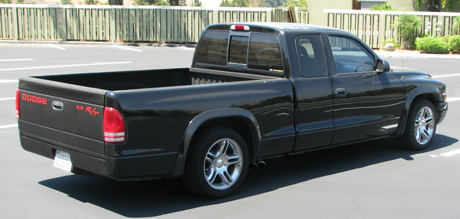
[31,68,265,91]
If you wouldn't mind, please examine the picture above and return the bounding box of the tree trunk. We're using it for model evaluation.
[109,0,123,5]
[425,0,441,11]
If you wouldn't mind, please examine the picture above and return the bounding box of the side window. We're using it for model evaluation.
[328,36,375,74]
[229,36,249,64]
[248,33,283,72]
[296,35,328,77]
[196,30,229,66]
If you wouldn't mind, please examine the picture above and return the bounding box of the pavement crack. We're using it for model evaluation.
[346,185,369,218]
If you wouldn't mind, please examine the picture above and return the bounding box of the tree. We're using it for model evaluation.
[395,14,422,49]
[416,0,458,11]
[193,0,202,6]
[220,0,250,7]
[284,0,308,8]
[134,0,169,5]
[262,0,287,7]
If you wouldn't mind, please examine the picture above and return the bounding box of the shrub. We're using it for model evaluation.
[415,37,449,54]
[395,14,422,49]
[449,35,460,53]
[370,3,395,11]
[441,35,451,43]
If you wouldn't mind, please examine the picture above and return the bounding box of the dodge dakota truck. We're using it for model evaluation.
[17,23,448,198]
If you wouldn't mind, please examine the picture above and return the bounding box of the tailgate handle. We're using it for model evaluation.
[52,101,64,111]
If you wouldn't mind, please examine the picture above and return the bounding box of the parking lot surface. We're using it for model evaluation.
[1,43,459,218]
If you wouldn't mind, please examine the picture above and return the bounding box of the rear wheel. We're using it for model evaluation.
[400,99,437,150]
[183,127,249,198]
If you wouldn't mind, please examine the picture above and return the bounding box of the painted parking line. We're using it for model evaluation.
[0,79,18,84]
[440,149,460,157]
[0,61,132,72]
[0,124,17,129]
[0,97,15,101]
[432,73,460,79]
[48,44,66,50]
[0,59,34,62]
[112,45,142,52]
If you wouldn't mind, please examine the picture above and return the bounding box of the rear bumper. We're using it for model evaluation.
[437,101,448,124]
[20,134,178,180]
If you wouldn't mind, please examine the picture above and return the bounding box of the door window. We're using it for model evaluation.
[328,36,375,74]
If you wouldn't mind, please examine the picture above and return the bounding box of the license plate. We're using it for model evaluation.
[53,150,72,172]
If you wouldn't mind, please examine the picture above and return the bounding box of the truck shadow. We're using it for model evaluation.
[39,134,457,217]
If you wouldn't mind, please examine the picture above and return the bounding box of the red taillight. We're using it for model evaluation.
[16,89,20,119]
[103,107,125,144]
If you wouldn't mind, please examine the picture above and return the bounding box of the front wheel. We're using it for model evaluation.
[400,99,437,150]
[183,127,249,198]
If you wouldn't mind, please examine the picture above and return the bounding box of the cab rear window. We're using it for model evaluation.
[229,36,249,64]
[196,31,228,66]
[196,30,283,74]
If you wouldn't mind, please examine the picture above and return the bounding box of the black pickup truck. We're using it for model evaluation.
[17,23,448,198]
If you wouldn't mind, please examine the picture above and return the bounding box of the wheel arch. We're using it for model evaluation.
[171,108,261,177]
[395,87,441,136]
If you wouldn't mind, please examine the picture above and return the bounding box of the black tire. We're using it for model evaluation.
[400,99,437,150]
[182,127,249,198]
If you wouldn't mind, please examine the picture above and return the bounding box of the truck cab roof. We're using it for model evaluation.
[206,22,344,34]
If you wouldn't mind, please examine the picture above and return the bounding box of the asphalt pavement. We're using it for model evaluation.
[0,42,459,218]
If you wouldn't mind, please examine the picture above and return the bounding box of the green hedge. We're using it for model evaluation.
[415,37,449,54]
[449,35,460,53]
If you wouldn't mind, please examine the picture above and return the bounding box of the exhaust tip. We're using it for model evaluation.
[250,161,266,170]
[256,161,266,170]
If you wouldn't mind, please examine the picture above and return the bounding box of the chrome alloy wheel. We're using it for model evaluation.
[204,138,243,190]
[414,106,435,145]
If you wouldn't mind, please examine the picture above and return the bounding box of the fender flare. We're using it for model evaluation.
[171,108,261,177]
[395,86,442,136]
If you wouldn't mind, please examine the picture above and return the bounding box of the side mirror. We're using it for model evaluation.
[376,59,390,73]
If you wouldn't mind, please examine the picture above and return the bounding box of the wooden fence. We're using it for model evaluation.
[325,9,460,49]
[0,5,306,43]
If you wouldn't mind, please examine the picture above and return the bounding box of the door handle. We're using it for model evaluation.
[335,88,348,97]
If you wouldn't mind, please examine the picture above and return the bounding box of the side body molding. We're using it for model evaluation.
[171,108,261,177]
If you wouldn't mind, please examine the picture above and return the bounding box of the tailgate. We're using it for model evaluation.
[19,77,107,158]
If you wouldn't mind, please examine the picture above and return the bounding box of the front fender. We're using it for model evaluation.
[171,108,261,178]
[395,86,442,136]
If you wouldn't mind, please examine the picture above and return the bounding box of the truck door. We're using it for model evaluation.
[326,35,405,145]
[292,34,335,151]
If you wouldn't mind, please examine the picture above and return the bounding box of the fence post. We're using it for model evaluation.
[160,8,167,43]
[60,6,67,41]
[12,6,19,40]
[378,13,385,49]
